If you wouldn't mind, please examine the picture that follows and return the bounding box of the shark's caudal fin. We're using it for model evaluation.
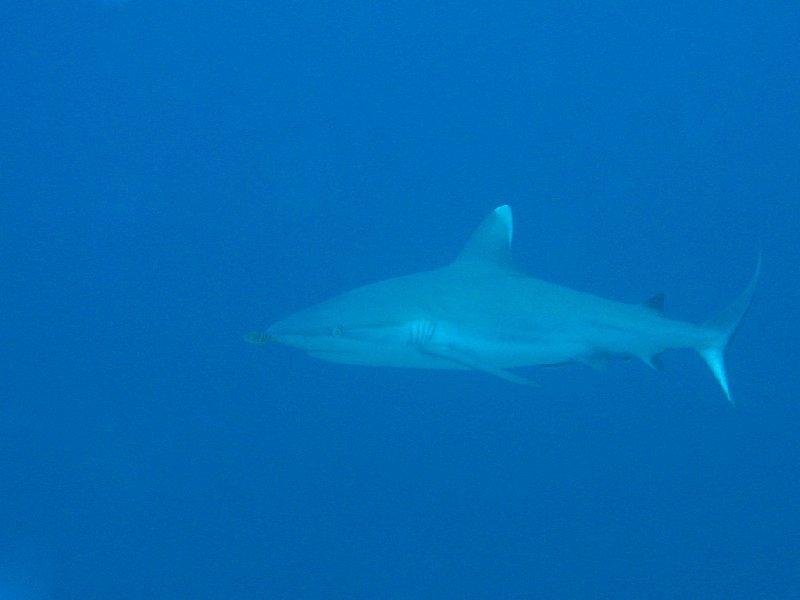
[698,255,761,405]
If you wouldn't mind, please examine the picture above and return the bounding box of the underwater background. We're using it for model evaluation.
[2,1,799,598]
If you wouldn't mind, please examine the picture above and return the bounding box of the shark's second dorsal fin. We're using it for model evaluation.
[453,205,514,269]
[642,293,666,314]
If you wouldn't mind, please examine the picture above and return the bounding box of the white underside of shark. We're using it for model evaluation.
[250,206,759,403]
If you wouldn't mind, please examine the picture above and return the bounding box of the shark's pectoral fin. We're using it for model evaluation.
[418,344,540,387]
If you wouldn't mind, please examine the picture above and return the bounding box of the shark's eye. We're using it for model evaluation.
[332,325,344,337]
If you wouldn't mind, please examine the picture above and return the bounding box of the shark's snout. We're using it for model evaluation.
[262,310,333,350]
[246,313,314,346]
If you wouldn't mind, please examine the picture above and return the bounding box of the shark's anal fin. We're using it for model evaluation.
[418,344,540,387]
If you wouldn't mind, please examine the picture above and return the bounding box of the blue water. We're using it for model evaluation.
[3,2,799,598]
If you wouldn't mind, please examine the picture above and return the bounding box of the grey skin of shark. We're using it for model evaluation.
[249,206,759,404]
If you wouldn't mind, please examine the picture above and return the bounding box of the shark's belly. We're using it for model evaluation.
[307,346,465,369]
[424,320,591,369]
[308,317,674,372]
[447,336,587,368]
[308,319,587,370]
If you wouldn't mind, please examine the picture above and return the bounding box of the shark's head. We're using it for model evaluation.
[254,282,420,365]
[266,298,356,353]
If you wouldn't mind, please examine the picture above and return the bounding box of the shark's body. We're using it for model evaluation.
[251,206,759,403]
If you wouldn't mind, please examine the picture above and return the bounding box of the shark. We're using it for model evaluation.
[249,206,759,403]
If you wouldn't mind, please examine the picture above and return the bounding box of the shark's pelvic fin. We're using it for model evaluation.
[640,352,665,371]
[698,254,761,405]
[579,355,611,372]
[453,205,515,269]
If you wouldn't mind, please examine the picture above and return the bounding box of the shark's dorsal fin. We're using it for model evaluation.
[453,205,514,269]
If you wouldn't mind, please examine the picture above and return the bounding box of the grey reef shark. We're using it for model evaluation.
[248,206,759,404]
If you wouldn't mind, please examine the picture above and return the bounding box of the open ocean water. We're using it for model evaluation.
[2,2,799,598]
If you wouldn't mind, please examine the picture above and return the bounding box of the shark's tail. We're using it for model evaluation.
[697,255,761,404]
